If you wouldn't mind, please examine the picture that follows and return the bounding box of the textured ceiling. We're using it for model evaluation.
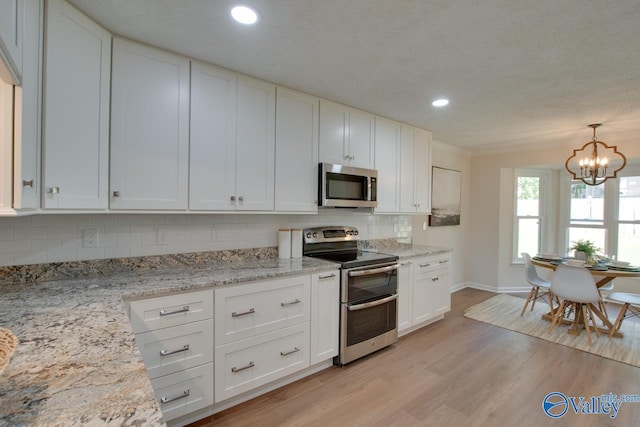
[67,0,640,153]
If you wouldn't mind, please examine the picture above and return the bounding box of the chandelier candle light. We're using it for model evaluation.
[565,124,627,186]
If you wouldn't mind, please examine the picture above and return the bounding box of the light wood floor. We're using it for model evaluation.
[191,289,640,427]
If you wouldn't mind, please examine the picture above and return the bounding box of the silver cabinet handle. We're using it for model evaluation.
[238,196,244,202]
[419,263,431,268]
[159,306,189,317]
[231,361,255,373]
[348,294,398,311]
[230,196,235,202]
[160,389,189,404]
[280,347,300,356]
[439,259,449,264]
[318,273,336,280]
[349,263,400,277]
[232,308,255,317]
[281,298,301,307]
[432,277,439,282]
[160,344,189,357]
[400,262,412,266]
[112,191,120,197]
[344,155,351,160]
[23,179,34,188]
[47,186,60,194]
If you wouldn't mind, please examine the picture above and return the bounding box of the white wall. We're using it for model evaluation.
[412,141,471,290]
[0,211,411,266]
[468,140,640,292]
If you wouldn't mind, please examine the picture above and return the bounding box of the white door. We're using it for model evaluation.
[235,75,275,211]
[110,38,189,210]
[374,117,401,213]
[275,87,319,212]
[319,99,348,165]
[189,61,237,211]
[42,0,110,209]
[347,109,374,169]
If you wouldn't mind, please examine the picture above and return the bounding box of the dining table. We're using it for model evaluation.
[531,256,640,338]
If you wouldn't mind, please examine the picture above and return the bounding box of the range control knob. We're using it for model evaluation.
[306,232,312,238]
[354,230,359,235]
[312,232,318,237]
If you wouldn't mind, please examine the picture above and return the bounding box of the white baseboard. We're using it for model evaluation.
[451,283,532,294]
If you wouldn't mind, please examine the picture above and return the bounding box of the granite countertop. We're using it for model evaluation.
[0,242,450,426]
[0,253,338,426]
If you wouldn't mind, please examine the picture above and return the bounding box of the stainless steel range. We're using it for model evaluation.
[303,226,399,365]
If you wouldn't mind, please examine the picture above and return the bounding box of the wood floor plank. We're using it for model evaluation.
[190,289,640,427]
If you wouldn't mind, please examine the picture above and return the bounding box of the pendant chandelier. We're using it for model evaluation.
[565,124,627,186]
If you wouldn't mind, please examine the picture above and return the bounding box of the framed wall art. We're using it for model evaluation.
[429,166,461,226]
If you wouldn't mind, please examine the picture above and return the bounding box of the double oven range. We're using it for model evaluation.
[303,226,399,365]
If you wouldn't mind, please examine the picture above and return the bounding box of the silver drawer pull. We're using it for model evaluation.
[160,389,190,404]
[231,361,255,373]
[280,347,300,356]
[23,179,34,188]
[160,344,190,357]
[232,308,255,317]
[439,259,449,264]
[281,298,301,307]
[432,277,439,282]
[159,305,189,316]
[401,262,412,266]
[47,186,60,194]
[419,263,431,268]
[318,273,336,280]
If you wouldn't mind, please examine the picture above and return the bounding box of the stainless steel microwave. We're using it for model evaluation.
[318,163,378,208]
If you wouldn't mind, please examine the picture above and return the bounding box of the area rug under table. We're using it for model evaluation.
[464,293,640,368]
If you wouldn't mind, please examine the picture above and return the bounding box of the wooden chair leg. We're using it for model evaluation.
[520,287,536,317]
[598,290,609,318]
[609,303,629,338]
[531,286,540,311]
[582,305,592,346]
[547,290,556,316]
[549,300,566,334]
[587,304,599,337]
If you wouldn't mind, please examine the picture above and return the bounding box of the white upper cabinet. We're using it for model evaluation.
[275,87,319,212]
[189,62,275,211]
[12,0,42,210]
[0,83,12,211]
[110,38,190,210]
[319,100,374,169]
[189,61,237,210]
[0,0,24,85]
[42,0,110,210]
[399,125,432,214]
[374,117,401,213]
[235,75,275,211]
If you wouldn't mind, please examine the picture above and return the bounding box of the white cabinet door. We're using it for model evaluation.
[0,82,12,211]
[12,0,41,210]
[310,270,339,364]
[110,38,189,210]
[430,268,451,316]
[42,0,110,209]
[397,260,412,333]
[319,99,348,165]
[412,269,433,326]
[275,87,319,212]
[0,0,23,85]
[319,100,374,169]
[347,109,374,169]
[374,117,401,213]
[235,75,275,211]
[189,61,237,211]
[400,125,432,213]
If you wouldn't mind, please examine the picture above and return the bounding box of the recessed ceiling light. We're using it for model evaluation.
[230,5,260,25]
[432,98,450,107]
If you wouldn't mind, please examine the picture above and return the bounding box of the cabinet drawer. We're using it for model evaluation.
[129,289,213,333]
[136,319,213,379]
[413,254,451,275]
[150,363,214,422]
[215,276,310,345]
[214,323,310,402]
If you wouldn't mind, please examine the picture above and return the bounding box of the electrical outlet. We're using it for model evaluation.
[423,221,427,230]
[83,229,98,248]
[157,228,169,245]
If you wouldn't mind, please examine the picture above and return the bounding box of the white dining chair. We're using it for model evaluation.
[520,253,556,317]
[548,264,603,345]
[605,292,640,337]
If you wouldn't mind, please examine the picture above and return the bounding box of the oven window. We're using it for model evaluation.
[346,300,397,346]
[326,172,366,200]
[348,269,397,302]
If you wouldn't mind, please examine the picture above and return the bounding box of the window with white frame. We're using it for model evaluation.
[567,180,606,256]
[616,175,640,264]
[514,170,549,261]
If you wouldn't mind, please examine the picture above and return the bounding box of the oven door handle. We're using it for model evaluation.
[347,294,398,311]
[348,263,400,277]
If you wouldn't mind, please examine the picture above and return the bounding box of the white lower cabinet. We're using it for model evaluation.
[214,323,310,402]
[310,270,339,364]
[129,289,214,423]
[398,254,452,336]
